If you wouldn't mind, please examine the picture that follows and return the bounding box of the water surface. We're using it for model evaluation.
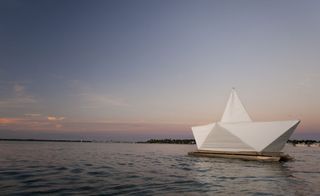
[0,142,319,195]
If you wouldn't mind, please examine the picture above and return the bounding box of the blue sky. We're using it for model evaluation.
[1,0,320,141]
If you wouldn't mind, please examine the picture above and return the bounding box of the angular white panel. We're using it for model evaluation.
[220,120,300,152]
[191,123,215,149]
[200,123,255,151]
[262,121,300,152]
[221,89,252,123]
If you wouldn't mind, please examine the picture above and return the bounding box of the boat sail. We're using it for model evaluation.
[191,89,300,153]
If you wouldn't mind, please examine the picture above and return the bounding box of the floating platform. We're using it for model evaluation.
[188,150,293,162]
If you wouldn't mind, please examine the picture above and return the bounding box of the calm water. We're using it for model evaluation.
[0,142,319,195]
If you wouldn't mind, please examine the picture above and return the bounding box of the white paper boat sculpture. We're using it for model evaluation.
[189,89,300,162]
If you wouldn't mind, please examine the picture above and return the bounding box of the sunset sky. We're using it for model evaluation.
[1,0,320,141]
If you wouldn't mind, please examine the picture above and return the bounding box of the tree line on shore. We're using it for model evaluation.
[140,139,320,145]
[138,139,196,144]
[1,138,319,145]
[287,140,319,146]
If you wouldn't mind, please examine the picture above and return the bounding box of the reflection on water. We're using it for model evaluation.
[0,142,319,195]
[192,156,310,195]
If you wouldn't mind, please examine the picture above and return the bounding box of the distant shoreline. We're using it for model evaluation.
[287,140,320,147]
[0,138,319,147]
[137,139,195,144]
[0,138,196,144]
[0,138,92,143]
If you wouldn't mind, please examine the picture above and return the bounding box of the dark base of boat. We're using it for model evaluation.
[188,150,293,162]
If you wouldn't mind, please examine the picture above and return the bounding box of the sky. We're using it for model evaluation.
[1,0,320,141]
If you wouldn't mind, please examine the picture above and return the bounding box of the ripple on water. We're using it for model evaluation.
[87,170,110,177]
[55,166,68,171]
[70,168,84,174]
[0,142,319,195]
[15,173,34,180]
[21,178,43,184]
[0,171,20,176]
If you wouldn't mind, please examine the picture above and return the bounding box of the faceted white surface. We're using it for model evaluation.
[220,120,300,152]
[221,89,252,123]
[191,123,215,149]
[200,123,255,151]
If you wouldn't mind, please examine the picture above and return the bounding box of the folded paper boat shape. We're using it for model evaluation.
[191,89,300,153]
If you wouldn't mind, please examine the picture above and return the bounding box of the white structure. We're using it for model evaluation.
[192,89,300,152]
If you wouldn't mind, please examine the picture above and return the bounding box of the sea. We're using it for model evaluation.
[0,141,319,195]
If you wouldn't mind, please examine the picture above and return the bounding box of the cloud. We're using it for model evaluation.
[55,124,63,129]
[65,80,129,108]
[0,83,37,108]
[24,113,41,117]
[0,97,37,108]
[47,116,65,121]
[13,84,25,94]
[0,118,19,124]
[0,115,65,130]
[80,93,129,108]
[297,73,320,88]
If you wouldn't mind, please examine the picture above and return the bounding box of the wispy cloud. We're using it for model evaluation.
[297,73,320,88]
[66,80,129,108]
[0,118,19,125]
[80,93,129,108]
[0,83,37,108]
[55,124,63,129]
[0,97,37,108]
[47,116,65,121]
[0,115,66,130]
[13,84,25,94]
[24,113,42,117]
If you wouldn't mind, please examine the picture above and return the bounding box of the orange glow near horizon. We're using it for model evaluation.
[0,116,318,133]
[0,118,19,124]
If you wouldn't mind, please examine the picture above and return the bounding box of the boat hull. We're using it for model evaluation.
[192,120,300,153]
[188,150,293,162]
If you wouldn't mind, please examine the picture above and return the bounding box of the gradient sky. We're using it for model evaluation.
[1,0,320,141]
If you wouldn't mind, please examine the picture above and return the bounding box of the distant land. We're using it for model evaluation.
[140,139,320,146]
[0,138,92,143]
[137,139,196,144]
[0,138,195,144]
[287,140,320,147]
[1,138,319,147]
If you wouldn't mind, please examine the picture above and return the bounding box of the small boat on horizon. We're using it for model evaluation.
[189,89,300,162]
